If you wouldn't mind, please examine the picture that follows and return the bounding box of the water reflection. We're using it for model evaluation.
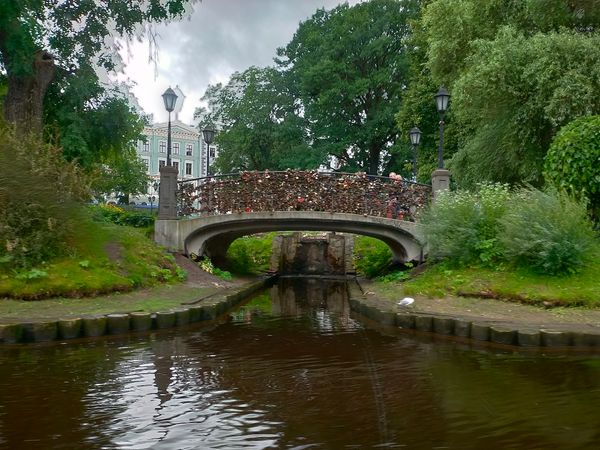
[0,278,599,449]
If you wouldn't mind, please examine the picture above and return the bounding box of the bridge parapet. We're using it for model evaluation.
[178,170,431,221]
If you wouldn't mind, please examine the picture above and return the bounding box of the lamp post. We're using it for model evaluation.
[202,128,216,176]
[158,88,179,220]
[434,86,450,169]
[149,195,156,213]
[409,127,421,182]
[162,87,178,166]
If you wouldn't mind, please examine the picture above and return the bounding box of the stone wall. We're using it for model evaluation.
[271,232,354,275]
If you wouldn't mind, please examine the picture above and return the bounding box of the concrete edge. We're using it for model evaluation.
[0,276,276,345]
[346,281,600,350]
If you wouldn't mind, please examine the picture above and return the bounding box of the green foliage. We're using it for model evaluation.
[545,115,600,219]
[449,28,600,187]
[420,183,511,266]
[0,222,185,300]
[199,67,320,173]
[225,233,276,275]
[0,124,89,268]
[353,236,393,278]
[277,0,419,174]
[499,189,596,275]
[198,257,233,281]
[89,204,155,228]
[376,262,414,283]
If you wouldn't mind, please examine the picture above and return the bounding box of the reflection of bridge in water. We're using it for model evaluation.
[156,171,432,263]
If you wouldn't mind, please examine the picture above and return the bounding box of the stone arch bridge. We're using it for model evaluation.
[155,170,432,264]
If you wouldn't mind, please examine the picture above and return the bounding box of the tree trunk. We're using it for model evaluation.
[4,50,55,134]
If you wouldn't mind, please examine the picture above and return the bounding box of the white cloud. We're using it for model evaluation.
[116,0,362,124]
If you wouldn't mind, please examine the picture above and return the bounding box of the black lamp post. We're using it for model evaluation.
[409,127,422,182]
[162,87,178,166]
[434,86,451,169]
[202,128,216,176]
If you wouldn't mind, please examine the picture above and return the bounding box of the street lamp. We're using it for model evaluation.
[149,195,156,213]
[434,86,450,169]
[409,127,421,182]
[162,87,178,166]
[202,128,216,176]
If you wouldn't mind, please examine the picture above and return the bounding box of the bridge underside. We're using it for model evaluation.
[155,211,424,266]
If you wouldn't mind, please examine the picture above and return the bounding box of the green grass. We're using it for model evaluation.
[0,284,216,322]
[0,221,185,300]
[400,246,600,307]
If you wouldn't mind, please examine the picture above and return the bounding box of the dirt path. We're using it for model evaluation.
[362,279,600,334]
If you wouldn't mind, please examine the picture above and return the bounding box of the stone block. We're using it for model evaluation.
[541,330,571,347]
[58,318,82,340]
[155,311,176,329]
[396,313,415,329]
[571,332,599,348]
[379,310,396,326]
[490,326,517,346]
[0,323,23,344]
[82,316,107,337]
[471,323,490,341]
[189,305,204,323]
[22,321,58,342]
[517,329,541,347]
[107,314,130,335]
[433,317,455,335]
[202,304,218,321]
[414,315,433,332]
[130,312,153,332]
[453,319,471,338]
[174,308,190,326]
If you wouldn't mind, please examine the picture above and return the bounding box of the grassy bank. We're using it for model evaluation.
[0,284,217,323]
[0,220,185,300]
[373,248,600,308]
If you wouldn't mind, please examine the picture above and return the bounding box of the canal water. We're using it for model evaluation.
[1,278,599,449]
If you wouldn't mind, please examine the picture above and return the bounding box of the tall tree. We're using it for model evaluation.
[419,0,600,186]
[0,0,193,133]
[276,0,418,175]
[196,66,317,173]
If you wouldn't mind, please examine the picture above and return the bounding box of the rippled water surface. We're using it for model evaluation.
[1,278,600,449]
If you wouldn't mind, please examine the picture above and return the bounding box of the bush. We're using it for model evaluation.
[545,115,600,220]
[420,183,511,266]
[225,233,276,275]
[353,236,393,278]
[0,125,89,268]
[499,189,596,275]
[90,204,155,228]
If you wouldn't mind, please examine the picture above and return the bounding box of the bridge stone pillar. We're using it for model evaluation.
[158,165,178,219]
[431,169,451,200]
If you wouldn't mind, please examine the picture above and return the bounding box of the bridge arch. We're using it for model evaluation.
[155,211,424,266]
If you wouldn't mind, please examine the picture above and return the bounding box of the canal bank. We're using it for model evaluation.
[349,279,600,349]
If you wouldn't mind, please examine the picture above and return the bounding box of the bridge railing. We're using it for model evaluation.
[177,170,431,221]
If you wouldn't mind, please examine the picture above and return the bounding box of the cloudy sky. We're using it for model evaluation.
[117,0,361,124]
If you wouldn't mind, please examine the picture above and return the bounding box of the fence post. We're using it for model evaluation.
[431,169,450,200]
[158,165,178,219]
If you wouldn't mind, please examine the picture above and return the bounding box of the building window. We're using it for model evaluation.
[185,162,193,176]
[141,158,149,172]
[143,141,150,152]
[186,144,193,156]
[159,159,166,168]
[209,146,215,158]
[173,160,179,173]
[173,142,180,155]
[159,141,166,153]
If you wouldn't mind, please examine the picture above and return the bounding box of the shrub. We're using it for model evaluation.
[89,204,154,228]
[0,125,89,268]
[499,188,596,274]
[353,236,392,278]
[545,115,600,220]
[226,233,276,275]
[420,183,511,266]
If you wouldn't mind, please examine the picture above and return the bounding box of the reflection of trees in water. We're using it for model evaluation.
[0,341,132,449]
